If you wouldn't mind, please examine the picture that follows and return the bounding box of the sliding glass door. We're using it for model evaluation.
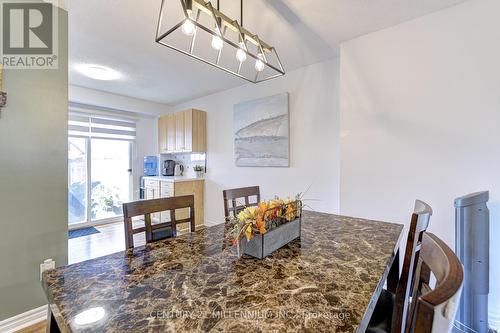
[90,138,131,221]
[68,113,136,228]
[69,137,132,227]
[68,137,88,225]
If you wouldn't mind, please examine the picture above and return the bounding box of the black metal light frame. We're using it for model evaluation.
[155,0,285,83]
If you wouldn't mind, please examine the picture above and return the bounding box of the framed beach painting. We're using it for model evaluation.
[233,93,289,167]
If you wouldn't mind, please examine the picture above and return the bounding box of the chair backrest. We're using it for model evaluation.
[407,232,464,333]
[122,195,195,249]
[221,186,260,249]
[222,186,261,220]
[392,200,433,333]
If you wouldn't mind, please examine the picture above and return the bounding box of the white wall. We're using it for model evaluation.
[175,58,340,225]
[339,0,500,327]
[133,117,158,199]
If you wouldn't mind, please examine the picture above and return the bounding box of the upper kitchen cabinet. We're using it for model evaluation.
[158,115,168,153]
[158,109,206,153]
[166,114,176,152]
[158,113,176,153]
[184,109,206,152]
[175,111,185,152]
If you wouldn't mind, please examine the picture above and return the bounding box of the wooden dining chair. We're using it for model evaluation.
[122,195,195,249]
[223,186,261,219]
[222,186,260,248]
[405,232,463,333]
[367,200,433,333]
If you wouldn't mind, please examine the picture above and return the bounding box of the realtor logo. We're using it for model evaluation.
[1,0,59,69]
[3,2,52,54]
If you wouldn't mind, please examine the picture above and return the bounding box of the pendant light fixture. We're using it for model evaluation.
[156,0,285,83]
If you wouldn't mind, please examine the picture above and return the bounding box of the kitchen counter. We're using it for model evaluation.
[143,175,204,183]
[42,211,403,333]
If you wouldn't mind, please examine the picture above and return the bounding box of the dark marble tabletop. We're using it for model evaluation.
[42,211,403,333]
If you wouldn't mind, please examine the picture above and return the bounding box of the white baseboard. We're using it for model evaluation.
[204,219,224,227]
[0,305,47,333]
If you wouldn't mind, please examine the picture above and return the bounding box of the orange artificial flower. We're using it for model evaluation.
[256,202,268,234]
[285,202,296,221]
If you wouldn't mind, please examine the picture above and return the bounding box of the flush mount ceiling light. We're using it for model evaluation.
[156,0,285,83]
[76,64,122,81]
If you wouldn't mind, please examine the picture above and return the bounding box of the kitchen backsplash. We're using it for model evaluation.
[160,152,206,177]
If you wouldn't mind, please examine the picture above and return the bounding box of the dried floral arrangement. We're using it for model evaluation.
[230,194,303,247]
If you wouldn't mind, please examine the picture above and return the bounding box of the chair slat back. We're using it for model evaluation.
[223,186,260,220]
[222,186,260,249]
[409,233,464,333]
[392,200,433,333]
[123,195,195,249]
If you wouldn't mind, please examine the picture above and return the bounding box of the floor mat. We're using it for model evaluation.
[69,227,100,239]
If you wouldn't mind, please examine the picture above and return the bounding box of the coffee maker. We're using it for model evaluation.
[162,160,176,176]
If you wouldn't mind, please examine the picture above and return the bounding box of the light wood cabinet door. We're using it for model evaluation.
[192,109,206,152]
[175,112,185,151]
[183,109,193,152]
[158,116,168,153]
[145,183,160,223]
[159,181,174,223]
[174,180,204,231]
[181,109,206,153]
[166,114,176,152]
[145,186,156,200]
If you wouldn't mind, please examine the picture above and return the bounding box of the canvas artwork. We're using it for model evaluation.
[233,93,289,167]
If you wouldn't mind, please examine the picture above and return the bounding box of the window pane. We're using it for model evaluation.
[90,139,131,221]
[68,137,87,225]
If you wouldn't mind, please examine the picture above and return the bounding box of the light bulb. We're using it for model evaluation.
[236,48,247,62]
[181,19,195,36]
[211,35,223,50]
[255,55,265,72]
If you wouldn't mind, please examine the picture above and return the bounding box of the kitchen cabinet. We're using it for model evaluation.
[158,114,176,154]
[172,179,204,231]
[144,180,160,222]
[143,178,204,232]
[175,111,185,151]
[157,109,206,153]
[166,114,176,152]
[184,109,206,153]
[158,116,168,153]
[159,181,173,224]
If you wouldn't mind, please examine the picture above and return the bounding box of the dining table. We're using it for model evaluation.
[42,210,404,333]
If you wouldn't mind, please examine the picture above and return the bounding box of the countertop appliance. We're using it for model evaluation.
[162,160,176,176]
[174,164,184,176]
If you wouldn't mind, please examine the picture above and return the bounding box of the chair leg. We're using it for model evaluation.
[47,306,61,333]
[124,218,133,249]
[387,250,400,293]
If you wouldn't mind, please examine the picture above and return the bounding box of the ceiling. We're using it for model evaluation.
[68,0,469,105]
